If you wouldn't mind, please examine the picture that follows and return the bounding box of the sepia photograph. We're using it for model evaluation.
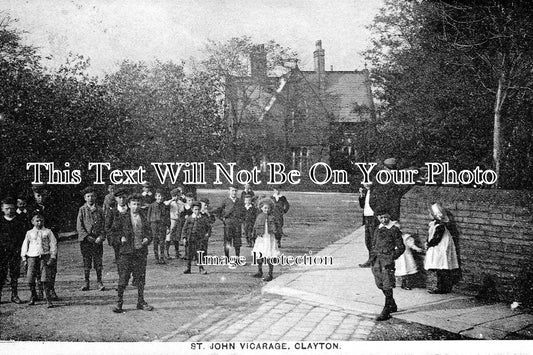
[0,1,532,354]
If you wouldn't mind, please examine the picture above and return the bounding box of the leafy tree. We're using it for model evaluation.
[104,60,227,172]
[0,16,124,193]
[364,0,533,188]
[201,36,298,163]
[430,0,533,187]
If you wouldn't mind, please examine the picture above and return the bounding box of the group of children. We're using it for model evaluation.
[366,203,459,321]
[0,186,59,308]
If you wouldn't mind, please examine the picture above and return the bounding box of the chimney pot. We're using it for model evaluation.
[313,39,325,77]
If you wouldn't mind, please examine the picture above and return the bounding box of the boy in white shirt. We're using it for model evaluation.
[20,213,57,307]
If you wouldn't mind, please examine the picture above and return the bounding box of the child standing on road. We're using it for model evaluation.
[182,201,212,274]
[425,203,459,294]
[0,197,27,304]
[178,193,195,260]
[105,187,130,264]
[242,194,258,247]
[251,198,280,282]
[77,186,106,291]
[164,187,184,259]
[270,185,290,248]
[395,234,424,290]
[199,198,215,254]
[147,189,170,264]
[20,213,57,307]
[112,193,153,313]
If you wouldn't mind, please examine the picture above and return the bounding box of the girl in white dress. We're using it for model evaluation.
[251,198,280,281]
[395,234,424,290]
[424,203,459,294]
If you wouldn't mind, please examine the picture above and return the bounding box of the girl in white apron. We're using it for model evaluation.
[425,203,459,294]
[251,198,281,281]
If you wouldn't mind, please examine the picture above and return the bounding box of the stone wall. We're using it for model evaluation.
[401,186,533,303]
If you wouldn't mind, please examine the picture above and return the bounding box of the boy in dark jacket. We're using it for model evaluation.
[242,194,258,247]
[0,197,27,304]
[370,209,405,321]
[105,187,130,264]
[270,185,290,248]
[77,186,106,291]
[147,189,170,264]
[182,201,212,274]
[112,193,153,313]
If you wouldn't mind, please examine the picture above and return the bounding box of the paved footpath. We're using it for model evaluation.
[160,295,374,342]
[161,227,533,341]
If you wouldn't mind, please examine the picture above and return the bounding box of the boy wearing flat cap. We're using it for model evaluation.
[182,201,212,274]
[105,187,130,264]
[77,186,106,291]
[112,193,153,313]
[213,185,245,259]
[370,208,405,321]
[28,184,61,300]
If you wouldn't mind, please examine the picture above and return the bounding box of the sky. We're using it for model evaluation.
[2,0,384,77]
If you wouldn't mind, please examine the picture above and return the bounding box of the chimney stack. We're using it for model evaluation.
[251,44,267,79]
[313,40,325,88]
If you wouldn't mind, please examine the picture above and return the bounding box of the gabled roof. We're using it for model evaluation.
[300,70,375,123]
[258,67,374,123]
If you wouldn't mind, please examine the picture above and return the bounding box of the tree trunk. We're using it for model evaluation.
[493,72,506,189]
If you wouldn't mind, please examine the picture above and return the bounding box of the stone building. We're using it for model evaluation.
[225,40,375,172]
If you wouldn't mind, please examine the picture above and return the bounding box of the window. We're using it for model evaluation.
[292,147,311,171]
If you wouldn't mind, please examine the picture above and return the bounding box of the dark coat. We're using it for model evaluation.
[253,213,280,237]
[214,197,245,223]
[112,210,152,256]
[105,203,129,246]
[0,215,27,252]
[370,223,405,266]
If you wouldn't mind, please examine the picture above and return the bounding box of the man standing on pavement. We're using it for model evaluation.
[358,181,379,268]
[213,185,245,259]
[381,158,411,222]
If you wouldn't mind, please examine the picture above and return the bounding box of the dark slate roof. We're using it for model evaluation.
[300,70,374,123]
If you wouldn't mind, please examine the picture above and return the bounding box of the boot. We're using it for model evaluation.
[165,241,173,259]
[376,290,393,321]
[159,243,166,264]
[375,305,391,321]
[174,241,181,259]
[359,253,372,268]
[224,243,230,259]
[37,281,44,300]
[28,284,37,305]
[136,284,153,311]
[184,262,191,274]
[11,290,22,304]
[358,259,372,268]
[113,286,125,313]
[389,297,398,313]
[401,277,412,290]
[96,269,105,291]
[235,247,240,258]
[11,280,22,304]
[154,243,160,263]
[263,262,274,281]
[253,261,263,278]
[49,288,59,301]
[81,270,90,291]
[199,266,207,275]
[44,282,54,308]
